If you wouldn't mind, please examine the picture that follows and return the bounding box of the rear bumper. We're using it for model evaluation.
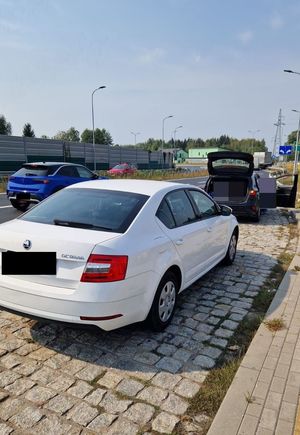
[227,204,258,218]
[0,274,153,331]
[7,191,44,202]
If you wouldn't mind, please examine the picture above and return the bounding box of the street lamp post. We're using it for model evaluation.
[292,110,300,175]
[130,131,140,146]
[161,115,173,168]
[91,85,106,171]
[248,129,261,154]
[173,125,183,150]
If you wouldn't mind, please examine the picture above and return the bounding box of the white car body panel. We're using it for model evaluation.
[0,179,238,330]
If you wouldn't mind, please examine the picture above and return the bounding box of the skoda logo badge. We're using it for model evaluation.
[23,240,32,250]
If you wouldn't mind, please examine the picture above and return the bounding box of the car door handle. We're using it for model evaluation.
[207,227,213,232]
[175,239,184,245]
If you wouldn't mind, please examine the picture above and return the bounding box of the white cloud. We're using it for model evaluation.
[0,19,21,32]
[138,48,165,64]
[270,13,284,30]
[237,30,253,44]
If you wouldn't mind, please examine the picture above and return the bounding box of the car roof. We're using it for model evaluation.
[66,179,195,196]
[23,162,83,167]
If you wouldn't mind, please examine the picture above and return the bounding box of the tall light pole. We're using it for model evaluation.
[91,85,106,171]
[248,129,261,154]
[130,131,140,146]
[292,110,300,175]
[161,115,173,168]
[284,69,300,76]
[173,125,183,149]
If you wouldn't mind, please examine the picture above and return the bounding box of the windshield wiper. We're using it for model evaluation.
[53,219,113,231]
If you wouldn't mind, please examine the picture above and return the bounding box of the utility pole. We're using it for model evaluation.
[273,109,285,158]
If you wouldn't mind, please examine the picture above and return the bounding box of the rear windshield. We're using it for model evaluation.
[14,165,57,177]
[212,158,250,173]
[112,164,128,170]
[20,188,149,233]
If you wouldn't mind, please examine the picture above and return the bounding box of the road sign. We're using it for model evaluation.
[279,145,292,155]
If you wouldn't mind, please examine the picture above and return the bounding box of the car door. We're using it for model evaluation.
[156,189,216,285]
[187,189,229,265]
[276,174,298,207]
[56,165,80,187]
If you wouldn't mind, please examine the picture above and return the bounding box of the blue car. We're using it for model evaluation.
[7,162,103,211]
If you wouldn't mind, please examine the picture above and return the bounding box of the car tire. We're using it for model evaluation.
[10,199,29,212]
[147,271,178,331]
[223,230,238,265]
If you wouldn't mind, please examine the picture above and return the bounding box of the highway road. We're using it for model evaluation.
[0,176,208,224]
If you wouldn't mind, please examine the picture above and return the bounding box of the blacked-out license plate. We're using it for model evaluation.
[1,252,56,275]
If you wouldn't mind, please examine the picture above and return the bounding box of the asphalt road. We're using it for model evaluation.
[0,176,208,224]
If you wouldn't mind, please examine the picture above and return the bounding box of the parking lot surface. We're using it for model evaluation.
[0,208,297,434]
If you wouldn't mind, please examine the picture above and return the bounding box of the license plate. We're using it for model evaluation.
[1,252,56,275]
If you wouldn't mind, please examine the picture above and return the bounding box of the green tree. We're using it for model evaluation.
[53,127,80,142]
[288,130,298,145]
[81,128,113,145]
[0,115,12,135]
[22,123,35,137]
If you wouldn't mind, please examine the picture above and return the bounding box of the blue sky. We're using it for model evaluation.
[1,0,300,148]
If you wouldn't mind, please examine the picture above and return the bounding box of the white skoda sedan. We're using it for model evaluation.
[0,180,238,331]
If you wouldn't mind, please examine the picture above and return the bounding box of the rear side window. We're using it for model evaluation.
[76,166,94,178]
[165,190,196,227]
[189,190,218,218]
[156,199,176,229]
[20,188,149,233]
[14,165,52,176]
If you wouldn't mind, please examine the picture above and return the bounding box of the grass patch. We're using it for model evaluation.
[264,317,285,332]
[252,288,276,312]
[294,265,300,272]
[0,177,7,193]
[100,168,208,181]
[245,391,255,404]
[188,359,240,417]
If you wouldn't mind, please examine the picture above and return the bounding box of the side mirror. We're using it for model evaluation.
[220,205,232,216]
[92,173,99,179]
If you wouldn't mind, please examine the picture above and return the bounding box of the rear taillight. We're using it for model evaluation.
[9,176,15,181]
[33,179,50,184]
[80,254,128,283]
[249,189,257,198]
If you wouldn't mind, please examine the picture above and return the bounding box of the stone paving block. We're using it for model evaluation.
[246,400,263,418]
[116,378,144,396]
[30,366,57,384]
[193,355,215,369]
[13,359,40,376]
[270,377,285,394]
[221,320,239,330]
[155,356,183,373]
[106,416,139,435]
[61,359,87,375]
[283,385,299,404]
[45,394,77,415]
[259,407,278,431]
[0,338,24,352]
[152,411,180,433]
[75,364,105,382]
[157,343,177,356]
[174,378,199,398]
[172,348,192,362]
[87,413,117,431]
[67,380,93,399]
[66,402,98,426]
[274,363,289,380]
[215,328,234,339]
[0,353,23,369]
[0,398,24,421]
[84,387,106,406]
[25,385,56,405]
[9,405,44,429]
[210,337,228,348]
[258,368,274,384]
[33,414,81,435]
[161,393,188,415]
[5,377,35,396]
[44,353,71,369]
[274,418,294,435]
[133,351,160,365]
[0,370,21,388]
[123,402,155,425]
[201,346,222,360]
[152,372,182,390]
[0,423,13,435]
[137,386,168,406]
[47,374,75,392]
[101,391,133,414]
[97,371,124,389]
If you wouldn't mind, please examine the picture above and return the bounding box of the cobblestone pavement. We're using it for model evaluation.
[0,210,297,435]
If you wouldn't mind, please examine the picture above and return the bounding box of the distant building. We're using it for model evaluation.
[188,147,229,159]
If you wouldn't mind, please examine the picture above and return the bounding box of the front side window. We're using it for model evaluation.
[165,190,196,227]
[189,190,218,218]
[20,188,149,233]
[76,166,94,178]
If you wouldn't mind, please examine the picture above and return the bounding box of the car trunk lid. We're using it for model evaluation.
[0,220,120,289]
[207,151,254,177]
